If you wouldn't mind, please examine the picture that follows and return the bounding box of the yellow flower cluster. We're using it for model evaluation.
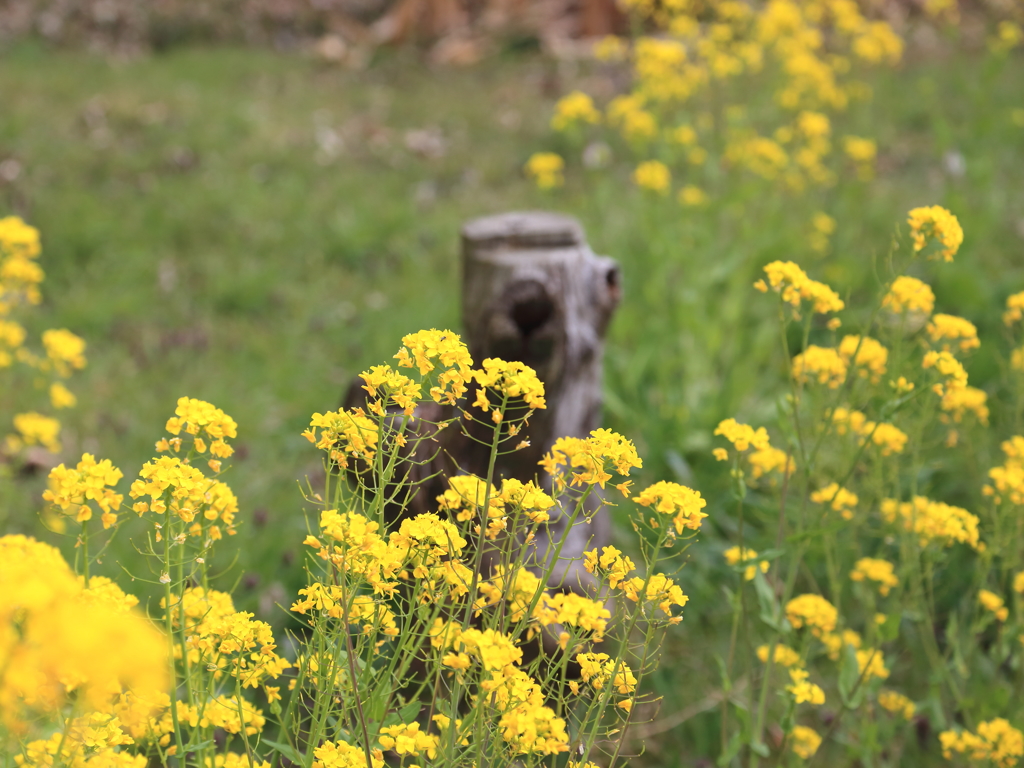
[1004,291,1024,326]
[0,535,167,732]
[633,160,672,193]
[8,411,62,453]
[583,545,636,589]
[43,453,124,529]
[882,275,936,315]
[754,260,845,315]
[838,334,888,382]
[158,395,237,469]
[880,496,980,549]
[831,408,909,455]
[757,643,802,667]
[907,205,963,262]
[786,667,825,705]
[379,722,438,758]
[633,480,708,533]
[540,428,642,489]
[984,436,1024,506]
[792,345,847,388]
[166,587,290,689]
[551,91,601,131]
[979,589,1009,622]
[714,417,770,452]
[785,593,838,636]
[811,482,858,519]
[850,557,898,596]
[395,328,474,401]
[525,152,565,189]
[941,719,1024,768]
[303,407,378,467]
[878,690,916,720]
[856,648,889,681]
[927,313,980,353]
[790,724,822,759]
[724,546,768,581]
[314,740,385,768]
[472,357,547,412]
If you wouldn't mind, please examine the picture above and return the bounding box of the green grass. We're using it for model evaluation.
[2,39,1024,765]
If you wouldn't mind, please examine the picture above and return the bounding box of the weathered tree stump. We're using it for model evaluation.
[453,211,621,592]
[344,211,621,598]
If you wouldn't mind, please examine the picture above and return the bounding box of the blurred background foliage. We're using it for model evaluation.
[1,2,1024,762]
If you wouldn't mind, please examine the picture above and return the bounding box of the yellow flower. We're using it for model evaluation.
[41,328,87,378]
[49,381,77,409]
[786,667,825,705]
[633,480,708,532]
[940,385,989,425]
[1005,291,1024,326]
[941,719,1024,768]
[811,482,857,519]
[541,429,642,489]
[43,453,124,526]
[785,594,838,636]
[880,496,980,550]
[583,546,636,588]
[747,446,796,479]
[850,557,898,596]
[882,275,935,315]
[980,589,1009,622]
[714,418,770,452]
[926,313,980,353]
[633,160,672,193]
[314,740,385,768]
[525,152,565,189]
[843,136,876,164]
[678,185,708,206]
[620,572,689,616]
[793,345,847,388]
[759,261,844,315]
[551,91,601,131]
[878,690,915,719]
[838,335,888,382]
[0,215,42,259]
[907,205,963,261]
[790,725,822,759]
[724,546,768,580]
[922,350,969,395]
[10,411,61,453]
[856,648,889,681]
[379,722,439,759]
[713,447,729,461]
[756,643,801,667]
[472,358,547,410]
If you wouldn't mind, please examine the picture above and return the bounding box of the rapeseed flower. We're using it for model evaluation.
[756,644,801,667]
[633,160,671,193]
[850,557,898,596]
[786,593,838,636]
[927,313,980,353]
[878,690,915,720]
[792,345,847,388]
[787,667,825,705]
[790,725,822,758]
[838,335,888,382]
[980,589,1009,622]
[941,719,1024,768]
[634,480,708,532]
[714,418,770,452]
[551,91,601,131]
[883,275,935,315]
[1004,291,1024,326]
[881,496,980,549]
[907,205,963,262]
[724,546,768,580]
[525,152,565,189]
[811,482,857,519]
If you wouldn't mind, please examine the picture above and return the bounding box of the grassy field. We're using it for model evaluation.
[2,37,1024,764]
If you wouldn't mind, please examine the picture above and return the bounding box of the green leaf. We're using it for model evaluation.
[717,730,744,767]
[749,740,770,758]
[262,739,305,765]
[753,570,783,631]
[838,643,863,710]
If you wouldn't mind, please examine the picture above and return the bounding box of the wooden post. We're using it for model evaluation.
[457,211,621,594]
[344,211,621,602]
